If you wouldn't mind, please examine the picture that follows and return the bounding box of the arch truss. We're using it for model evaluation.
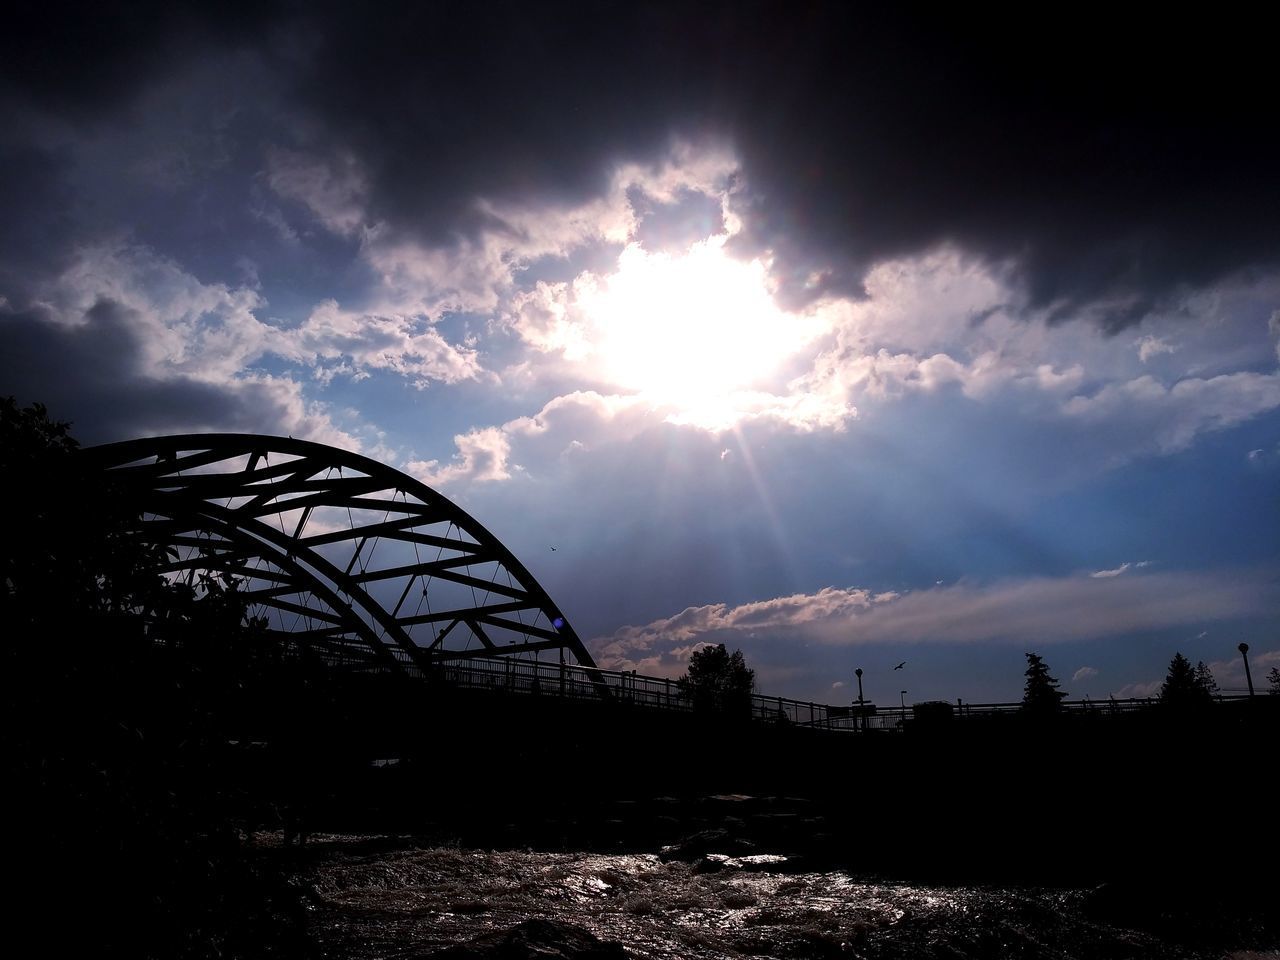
[82,434,596,673]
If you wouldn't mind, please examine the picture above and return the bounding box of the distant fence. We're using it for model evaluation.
[315,648,1261,731]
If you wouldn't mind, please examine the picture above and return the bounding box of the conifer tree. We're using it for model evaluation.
[1194,660,1219,699]
[1267,666,1280,695]
[1159,652,1212,707]
[1022,652,1067,714]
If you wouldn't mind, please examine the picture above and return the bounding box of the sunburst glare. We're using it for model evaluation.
[577,236,825,425]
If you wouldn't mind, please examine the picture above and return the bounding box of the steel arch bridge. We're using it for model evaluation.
[81,434,597,673]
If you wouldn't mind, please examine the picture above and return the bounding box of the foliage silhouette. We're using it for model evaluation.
[1269,666,1280,695]
[1194,661,1219,699]
[3,399,311,958]
[1159,652,1214,708]
[678,643,756,718]
[1,398,170,625]
[1021,652,1067,714]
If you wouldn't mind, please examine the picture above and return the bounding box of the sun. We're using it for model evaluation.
[576,236,822,425]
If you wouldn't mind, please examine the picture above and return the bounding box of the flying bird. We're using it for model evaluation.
[894,661,906,670]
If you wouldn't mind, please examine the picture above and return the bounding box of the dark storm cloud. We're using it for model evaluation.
[0,144,76,283]
[0,1,282,119]
[4,2,1278,330]
[0,301,300,443]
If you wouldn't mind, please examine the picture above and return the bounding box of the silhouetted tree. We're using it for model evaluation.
[1,398,180,634]
[1159,652,1213,707]
[1194,660,1219,699]
[3,399,308,958]
[1267,666,1280,695]
[1021,652,1067,714]
[679,643,755,717]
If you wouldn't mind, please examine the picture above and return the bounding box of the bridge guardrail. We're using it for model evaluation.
[319,648,1257,731]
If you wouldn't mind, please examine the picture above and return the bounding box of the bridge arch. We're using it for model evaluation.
[82,434,597,672]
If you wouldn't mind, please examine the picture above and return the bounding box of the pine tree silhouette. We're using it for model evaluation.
[1022,652,1067,714]
[1194,660,1219,699]
[1159,652,1213,707]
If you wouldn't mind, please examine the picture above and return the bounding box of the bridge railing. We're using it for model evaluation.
[334,649,847,722]
[319,648,1257,730]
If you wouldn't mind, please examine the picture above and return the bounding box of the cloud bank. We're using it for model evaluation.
[594,570,1280,673]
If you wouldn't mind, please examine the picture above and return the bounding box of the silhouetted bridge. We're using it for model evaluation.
[83,433,1263,736]
[343,654,1259,731]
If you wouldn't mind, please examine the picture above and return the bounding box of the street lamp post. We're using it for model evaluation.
[1239,642,1254,696]
[855,668,865,732]
[900,689,907,719]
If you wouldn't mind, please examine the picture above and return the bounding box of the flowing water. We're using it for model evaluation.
[279,837,1272,959]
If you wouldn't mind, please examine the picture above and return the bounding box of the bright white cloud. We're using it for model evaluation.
[506,279,595,361]
[45,240,268,381]
[256,139,1280,476]
[363,231,519,320]
[1072,666,1099,682]
[1136,334,1177,363]
[8,239,468,448]
[1091,560,1151,578]
[275,299,481,387]
[402,391,659,490]
[1063,371,1280,454]
[405,426,512,487]
[39,241,480,389]
[504,390,656,448]
[1091,563,1131,579]
[400,236,1280,487]
[348,141,742,323]
[593,586,898,671]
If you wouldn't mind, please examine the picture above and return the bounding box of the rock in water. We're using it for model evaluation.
[657,827,756,862]
[424,918,629,959]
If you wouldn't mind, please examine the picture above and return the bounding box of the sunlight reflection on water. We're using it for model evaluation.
[291,841,1205,960]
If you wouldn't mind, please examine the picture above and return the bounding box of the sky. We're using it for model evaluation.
[2,2,1277,705]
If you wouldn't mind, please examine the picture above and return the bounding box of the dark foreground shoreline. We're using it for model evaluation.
[243,690,1278,957]
[14,665,1278,957]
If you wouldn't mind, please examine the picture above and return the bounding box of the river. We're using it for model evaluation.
[276,836,1272,959]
